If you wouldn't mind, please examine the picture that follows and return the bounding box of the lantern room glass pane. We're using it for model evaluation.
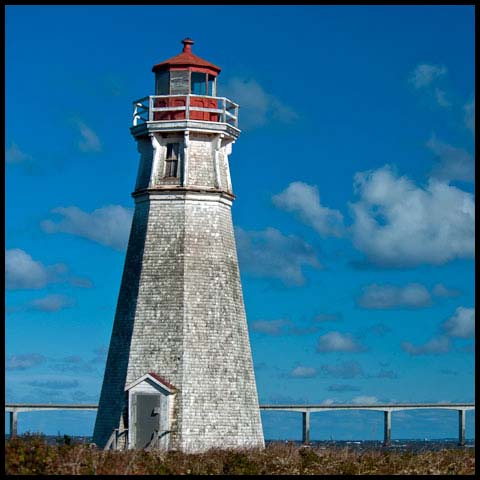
[191,72,207,95]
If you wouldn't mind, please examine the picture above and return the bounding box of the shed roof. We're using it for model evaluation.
[125,372,176,393]
[152,38,221,74]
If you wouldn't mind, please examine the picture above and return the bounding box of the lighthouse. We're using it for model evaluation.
[93,38,265,452]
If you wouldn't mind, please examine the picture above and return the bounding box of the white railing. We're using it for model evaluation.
[132,95,239,128]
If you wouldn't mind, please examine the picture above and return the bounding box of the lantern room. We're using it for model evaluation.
[131,38,239,133]
[152,38,220,96]
[151,38,220,122]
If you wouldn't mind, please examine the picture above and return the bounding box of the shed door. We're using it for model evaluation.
[134,394,161,449]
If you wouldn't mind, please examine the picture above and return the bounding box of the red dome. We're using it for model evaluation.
[152,38,221,75]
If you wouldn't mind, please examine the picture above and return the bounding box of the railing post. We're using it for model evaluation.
[302,410,310,445]
[133,104,138,126]
[186,95,190,120]
[149,97,153,122]
[10,410,18,438]
[222,98,226,123]
[383,410,391,446]
[235,105,239,128]
[458,410,466,446]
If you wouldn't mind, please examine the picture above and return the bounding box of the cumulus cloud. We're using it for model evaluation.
[319,361,364,378]
[72,118,102,152]
[251,319,292,335]
[6,354,46,370]
[272,182,345,237]
[41,205,133,251]
[5,142,32,164]
[235,226,321,286]
[427,134,474,183]
[433,88,451,107]
[316,332,365,353]
[349,165,475,267]
[5,248,91,291]
[29,294,75,312]
[409,63,447,89]
[222,77,298,129]
[442,306,475,338]
[5,249,50,289]
[401,335,451,355]
[357,283,431,309]
[28,379,79,389]
[290,366,318,378]
[432,283,461,298]
[251,319,319,336]
[464,96,475,133]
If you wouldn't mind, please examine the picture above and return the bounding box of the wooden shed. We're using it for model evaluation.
[125,372,176,450]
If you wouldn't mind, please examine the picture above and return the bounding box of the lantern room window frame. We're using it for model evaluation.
[189,70,217,96]
[155,69,217,97]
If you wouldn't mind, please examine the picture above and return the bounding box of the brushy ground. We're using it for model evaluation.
[5,434,475,475]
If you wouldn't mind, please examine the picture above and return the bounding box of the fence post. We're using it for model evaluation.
[10,410,18,438]
[383,411,391,446]
[302,411,310,445]
[458,410,466,446]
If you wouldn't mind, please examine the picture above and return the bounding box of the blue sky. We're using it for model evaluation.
[5,5,475,441]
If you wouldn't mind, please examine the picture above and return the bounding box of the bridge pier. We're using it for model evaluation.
[302,411,310,444]
[458,410,466,446]
[383,410,391,446]
[10,410,18,438]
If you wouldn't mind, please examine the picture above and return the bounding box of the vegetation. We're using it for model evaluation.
[5,434,475,475]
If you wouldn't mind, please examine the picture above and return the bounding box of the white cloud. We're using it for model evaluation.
[222,77,298,129]
[6,354,46,370]
[409,63,447,89]
[6,249,50,289]
[5,142,32,164]
[41,204,133,251]
[73,119,102,152]
[442,306,475,338]
[432,283,461,298]
[351,395,379,405]
[427,134,474,183]
[357,283,431,309]
[235,226,321,286]
[290,366,318,378]
[5,248,90,291]
[251,319,292,335]
[349,165,475,267]
[29,294,75,312]
[464,96,475,133]
[434,88,451,107]
[316,331,365,353]
[272,182,345,237]
[401,335,451,355]
[319,361,364,378]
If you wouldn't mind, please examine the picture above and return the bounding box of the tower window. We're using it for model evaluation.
[191,72,207,95]
[165,143,179,178]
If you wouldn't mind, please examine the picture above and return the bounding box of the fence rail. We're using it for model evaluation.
[5,402,475,447]
[132,94,239,128]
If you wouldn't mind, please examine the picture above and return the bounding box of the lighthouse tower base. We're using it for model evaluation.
[93,190,265,452]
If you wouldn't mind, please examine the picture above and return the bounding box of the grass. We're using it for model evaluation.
[5,434,475,475]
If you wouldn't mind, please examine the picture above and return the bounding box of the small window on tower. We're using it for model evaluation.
[191,72,207,95]
[165,143,180,178]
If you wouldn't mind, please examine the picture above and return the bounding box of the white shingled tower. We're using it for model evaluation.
[93,38,264,452]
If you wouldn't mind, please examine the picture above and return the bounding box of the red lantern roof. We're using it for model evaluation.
[152,38,221,75]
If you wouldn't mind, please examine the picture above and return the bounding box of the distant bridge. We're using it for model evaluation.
[5,402,475,447]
